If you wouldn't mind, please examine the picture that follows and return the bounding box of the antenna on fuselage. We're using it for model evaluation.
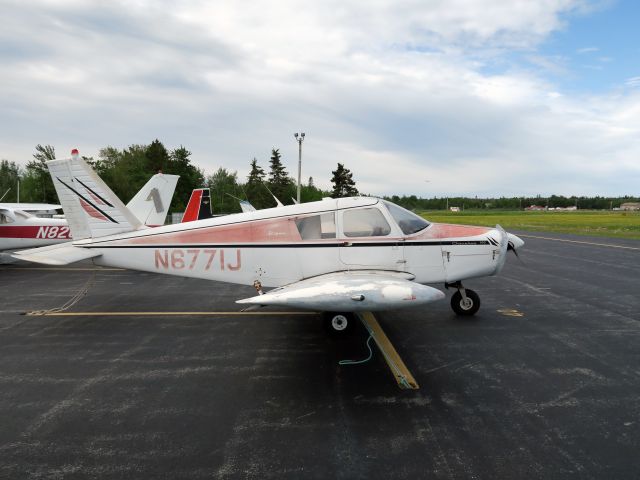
[225,193,257,213]
[260,182,284,207]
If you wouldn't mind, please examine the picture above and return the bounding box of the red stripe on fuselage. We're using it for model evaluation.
[0,225,72,239]
[89,216,492,248]
[418,223,491,239]
[124,217,301,245]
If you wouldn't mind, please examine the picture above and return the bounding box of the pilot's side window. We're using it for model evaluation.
[295,213,336,240]
[343,208,391,237]
[0,213,14,224]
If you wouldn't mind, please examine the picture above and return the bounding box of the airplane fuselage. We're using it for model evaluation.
[0,216,71,252]
[72,197,515,288]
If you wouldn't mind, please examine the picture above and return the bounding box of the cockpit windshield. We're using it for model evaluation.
[383,201,430,235]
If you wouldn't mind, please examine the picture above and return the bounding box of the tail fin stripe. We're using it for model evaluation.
[56,177,119,224]
[74,177,115,207]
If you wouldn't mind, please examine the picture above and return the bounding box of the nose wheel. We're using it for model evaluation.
[446,282,481,316]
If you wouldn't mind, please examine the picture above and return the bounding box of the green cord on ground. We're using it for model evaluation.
[338,334,374,365]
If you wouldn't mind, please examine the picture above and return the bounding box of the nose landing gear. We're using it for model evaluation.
[446,281,481,316]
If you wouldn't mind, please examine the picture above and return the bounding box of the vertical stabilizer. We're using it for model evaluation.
[47,156,143,240]
[182,188,213,222]
[126,173,179,226]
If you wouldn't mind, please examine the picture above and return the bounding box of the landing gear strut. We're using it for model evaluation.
[446,281,481,316]
[323,312,355,334]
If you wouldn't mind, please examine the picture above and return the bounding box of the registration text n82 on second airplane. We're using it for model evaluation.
[14,155,524,333]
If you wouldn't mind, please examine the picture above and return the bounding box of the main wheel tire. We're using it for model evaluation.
[451,289,480,316]
[323,312,355,335]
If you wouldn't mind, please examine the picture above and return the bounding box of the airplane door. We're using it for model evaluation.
[338,207,405,271]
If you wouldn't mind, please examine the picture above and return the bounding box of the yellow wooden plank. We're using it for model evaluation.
[358,311,419,390]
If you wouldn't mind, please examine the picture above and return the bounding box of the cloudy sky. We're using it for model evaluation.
[1,0,639,197]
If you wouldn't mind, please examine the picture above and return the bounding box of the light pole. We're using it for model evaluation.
[294,132,305,203]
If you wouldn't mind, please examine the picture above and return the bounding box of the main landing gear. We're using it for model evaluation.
[446,281,481,316]
[323,312,355,335]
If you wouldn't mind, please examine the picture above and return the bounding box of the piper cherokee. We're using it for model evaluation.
[14,155,524,333]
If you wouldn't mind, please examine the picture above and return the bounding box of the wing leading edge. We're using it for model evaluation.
[236,271,445,312]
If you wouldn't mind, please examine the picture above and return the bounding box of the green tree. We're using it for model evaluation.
[0,160,22,202]
[92,142,203,213]
[330,163,359,198]
[26,144,57,203]
[207,168,241,214]
[146,139,170,173]
[165,146,205,212]
[267,148,293,203]
[245,157,271,209]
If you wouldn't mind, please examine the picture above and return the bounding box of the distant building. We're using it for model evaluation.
[449,206,460,212]
[548,206,577,211]
[620,202,640,211]
[525,205,546,211]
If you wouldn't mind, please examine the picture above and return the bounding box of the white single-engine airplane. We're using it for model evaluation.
[14,156,524,332]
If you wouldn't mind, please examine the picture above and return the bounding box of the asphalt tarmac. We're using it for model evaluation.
[0,232,638,479]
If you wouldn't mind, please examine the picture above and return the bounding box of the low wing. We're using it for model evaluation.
[236,271,445,312]
[12,241,100,265]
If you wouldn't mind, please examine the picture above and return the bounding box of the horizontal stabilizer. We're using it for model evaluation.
[237,271,445,312]
[12,242,101,265]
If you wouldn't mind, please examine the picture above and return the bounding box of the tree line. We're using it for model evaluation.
[2,142,637,214]
[385,194,640,211]
[0,141,360,214]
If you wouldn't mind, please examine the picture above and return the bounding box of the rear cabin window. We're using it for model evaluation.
[343,208,391,237]
[295,213,336,240]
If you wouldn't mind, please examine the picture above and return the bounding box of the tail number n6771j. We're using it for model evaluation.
[154,248,241,271]
[36,226,71,239]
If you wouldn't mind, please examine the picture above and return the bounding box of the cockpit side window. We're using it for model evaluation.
[343,208,391,237]
[0,212,15,224]
[384,201,430,235]
[295,212,336,240]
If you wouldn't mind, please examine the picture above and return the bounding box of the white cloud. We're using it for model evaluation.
[0,0,638,197]
[626,77,640,88]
